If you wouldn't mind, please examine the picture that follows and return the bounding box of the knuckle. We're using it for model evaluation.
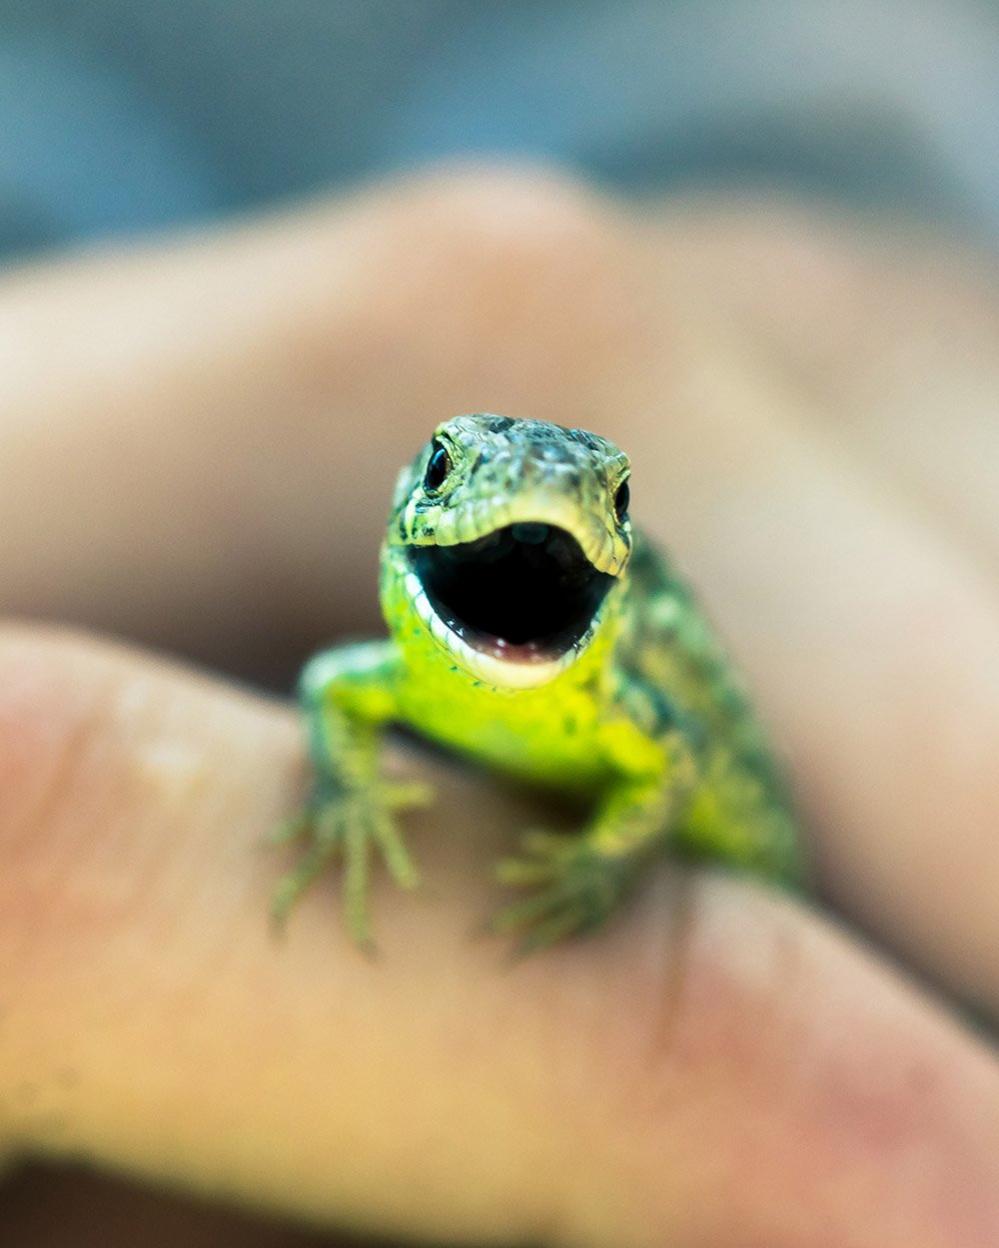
[519,873,804,1239]
[381,164,620,277]
[355,165,647,389]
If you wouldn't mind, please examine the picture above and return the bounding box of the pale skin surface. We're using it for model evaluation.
[1,168,999,1246]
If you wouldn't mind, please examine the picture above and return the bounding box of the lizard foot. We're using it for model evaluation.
[493,831,637,951]
[271,779,432,948]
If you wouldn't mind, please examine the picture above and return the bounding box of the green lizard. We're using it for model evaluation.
[274,414,802,949]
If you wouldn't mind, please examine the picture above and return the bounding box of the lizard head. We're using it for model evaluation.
[383,413,632,688]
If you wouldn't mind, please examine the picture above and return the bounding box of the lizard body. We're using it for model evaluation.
[274,414,802,948]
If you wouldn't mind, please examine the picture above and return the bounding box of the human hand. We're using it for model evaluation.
[1,169,998,1247]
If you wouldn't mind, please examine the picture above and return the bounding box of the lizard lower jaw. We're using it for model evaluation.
[406,524,615,680]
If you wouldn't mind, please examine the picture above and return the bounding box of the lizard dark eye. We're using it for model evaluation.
[614,478,630,522]
[424,441,452,492]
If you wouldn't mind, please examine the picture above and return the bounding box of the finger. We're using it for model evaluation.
[1,626,998,1248]
[0,169,636,682]
[605,273,999,1022]
[656,199,999,575]
[0,183,435,675]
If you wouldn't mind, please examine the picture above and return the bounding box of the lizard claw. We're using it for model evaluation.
[492,831,636,951]
[271,778,429,944]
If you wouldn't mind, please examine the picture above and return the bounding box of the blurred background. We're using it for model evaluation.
[2,2,997,1245]
[2,0,999,264]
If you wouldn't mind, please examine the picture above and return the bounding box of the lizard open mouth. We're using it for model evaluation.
[410,523,616,663]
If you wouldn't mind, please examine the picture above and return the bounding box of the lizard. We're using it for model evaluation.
[273,413,803,950]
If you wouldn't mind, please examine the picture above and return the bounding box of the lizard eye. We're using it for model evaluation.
[614,478,630,522]
[424,441,452,492]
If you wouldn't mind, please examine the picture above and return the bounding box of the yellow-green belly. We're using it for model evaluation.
[393,644,615,793]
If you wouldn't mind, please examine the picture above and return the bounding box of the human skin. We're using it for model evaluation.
[1,168,998,1247]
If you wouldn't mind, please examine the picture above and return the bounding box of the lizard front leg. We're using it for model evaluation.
[494,723,698,951]
[272,641,430,947]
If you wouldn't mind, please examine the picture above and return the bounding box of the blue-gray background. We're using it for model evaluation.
[1,0,998,259]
